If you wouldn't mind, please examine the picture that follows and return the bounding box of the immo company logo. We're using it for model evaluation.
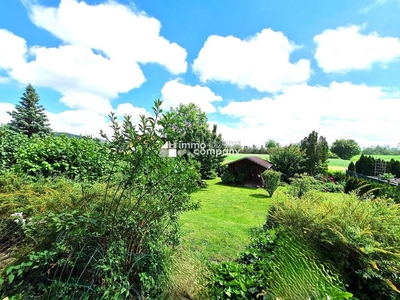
[161,141,240,157]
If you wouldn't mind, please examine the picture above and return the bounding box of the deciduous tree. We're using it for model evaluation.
[163,103,225,179]
[331,139,361,160]
[269,144,305,182]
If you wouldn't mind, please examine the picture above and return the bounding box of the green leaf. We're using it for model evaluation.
[8,273,15,284]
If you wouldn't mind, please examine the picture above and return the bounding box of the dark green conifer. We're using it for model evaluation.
[8,84,52,137]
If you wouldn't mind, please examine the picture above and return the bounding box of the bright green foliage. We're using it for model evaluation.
[300,131,329,176]
[267,192,400,300]
[7,84,52,138]
[12,134,109,181]
[209,228,351,300]
[265,139,280,154]
[0,125,28,170]
[0,100,201,299]
[288,173,344,197]
[331,139,361,160]
[269,144,305,182]
[267,233,351,300]
[163,103,226,179]
[261,169,281,197]
[289,173,318,197]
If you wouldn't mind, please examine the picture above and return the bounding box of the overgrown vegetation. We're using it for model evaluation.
[1,100,201,299]
[2,84,399,299]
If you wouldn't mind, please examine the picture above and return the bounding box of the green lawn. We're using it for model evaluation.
[327,158,351,172]
[180,178,283,262]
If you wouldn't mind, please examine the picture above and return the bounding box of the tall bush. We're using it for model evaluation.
[261,169,281,197]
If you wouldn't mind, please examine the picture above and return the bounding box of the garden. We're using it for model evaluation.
[1,86,400,299]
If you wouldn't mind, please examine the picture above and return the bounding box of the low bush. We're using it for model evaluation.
[327,170,347,184]
[289,173,344,197]
[220,167,248,185]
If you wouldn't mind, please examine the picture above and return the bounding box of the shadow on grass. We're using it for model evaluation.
[215,182,259,190]
[249,193,269,199]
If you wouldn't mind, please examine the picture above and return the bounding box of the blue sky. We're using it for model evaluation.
[1,0,400,147]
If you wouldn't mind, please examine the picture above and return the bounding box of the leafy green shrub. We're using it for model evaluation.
[0,100,201,299]
[0,125,28,171]
[221,170,236,184]
[289,173,317,197]
[208,229,276,299]
[266,192,400,300]
[220,167,248,185]
[327,170,347,184]
[13,134,109,181]
[235,167,249,185]
[261,169,281,197]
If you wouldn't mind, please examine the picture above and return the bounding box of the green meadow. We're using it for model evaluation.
[180,178,279,261]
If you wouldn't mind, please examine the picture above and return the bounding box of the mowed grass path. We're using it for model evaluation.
[180,178,284,262]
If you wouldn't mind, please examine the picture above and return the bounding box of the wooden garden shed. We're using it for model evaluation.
[226,156,273,185]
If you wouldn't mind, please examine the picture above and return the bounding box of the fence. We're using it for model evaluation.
[0,216,25,265]
[347,171,398,186]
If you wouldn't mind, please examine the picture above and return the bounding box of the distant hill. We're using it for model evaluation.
[55,132,83,138]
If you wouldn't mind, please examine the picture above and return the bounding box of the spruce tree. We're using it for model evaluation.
[8,84,52,137]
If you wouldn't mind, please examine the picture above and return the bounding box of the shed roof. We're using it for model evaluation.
[227,156,272,169]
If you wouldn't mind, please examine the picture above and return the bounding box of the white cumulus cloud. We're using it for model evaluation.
[28,0,187,75]
[161,79,222,113]
[0,103,15,125]
[192,29,311,93]
[314,25,400,73]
